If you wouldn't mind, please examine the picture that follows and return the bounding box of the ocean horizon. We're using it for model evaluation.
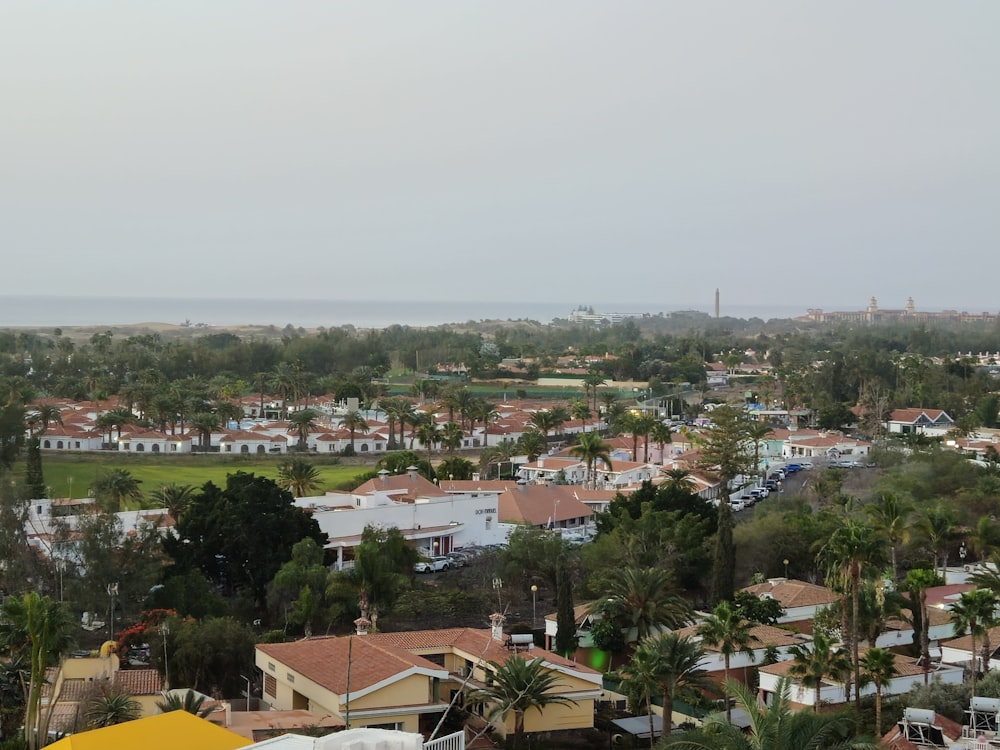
[0,295,981,330]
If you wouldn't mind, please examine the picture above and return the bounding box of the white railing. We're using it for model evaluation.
[424,731,465,750]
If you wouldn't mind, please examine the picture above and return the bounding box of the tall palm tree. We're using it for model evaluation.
[470,655,576,748]
[594,567,692,644]
[569,432,612,489]
[669,676,877,750]
[650,420,673,465]
[188,412,220,452]
[277,458,323,498]
[865,491,914,581]
[83,684,142,728]
[787,630,851,712]
[288,408,319,451]
[415,419,441,467]
[516,429,547,463]
[528,410,560,439]
[340,409,369,454]
[903,567,942,685]
[570,399,591,432]
[918,502,958,579]
[817,520,885,707]
[859,647,896,737]
[0,592,77,750]
[617,640,660,750]
[439,422,464,455]
[632,413,657,463]
[950,588,999,695]
[696,600,754,723]
[633,632,708,738]
[90,468,143,512]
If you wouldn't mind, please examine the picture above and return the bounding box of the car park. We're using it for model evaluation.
[414,556,451,573]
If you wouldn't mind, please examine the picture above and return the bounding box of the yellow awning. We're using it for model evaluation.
[46,710,247,750]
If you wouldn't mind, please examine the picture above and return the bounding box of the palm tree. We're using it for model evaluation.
[918,502,958,579]
[569,432,612,489]
[277,457,323,498]
[0,592,77,750]
[90,468,143,512]
[583,372,606,412]
[950,588,999,695]
[817,519,885,707]
[669,676,877,750]
[102,406,136,442]
[516,429,548,463]
[903,567,942,685]
[866,492,913,581]
[470,655,577,748]
[156,689,214,718]
[650,420,673,465]
[415,419,441,467]
[83,684,142,728]
[340,409,370,454]
[632,413,657,462]
[152,483,195,521]
[529,410,559,439]
[787,630,851,712]
[289,408,319,451]
[633,632,708,738]
[594,567,692,644]
[570,399,591,432]
[617,641,660,749]
[859,647,896,737]
[696,600,754,723]
[439,422,464,455]
[188,412,220,452]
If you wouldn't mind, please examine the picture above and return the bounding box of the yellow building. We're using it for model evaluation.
[256,626,603,739]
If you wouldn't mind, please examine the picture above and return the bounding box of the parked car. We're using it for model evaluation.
[799,461,814,469]
[785,463,801,473]
[728,498,747,511]
[749,487,769,499]
[445,552,468,567]
[414,556,451,573]
[764,479,778,490]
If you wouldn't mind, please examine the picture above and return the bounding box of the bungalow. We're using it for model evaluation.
[497,483,594,531]
[38,426,104,451]
[887,408,955,437]
[758,649,963,711]
[939,624,1000,674]
[674,623,805,688]
[256,622,602,739]
[117,430,192,454]
[219,430,288,455]
[781,434,871,460]
[740,578,840,633]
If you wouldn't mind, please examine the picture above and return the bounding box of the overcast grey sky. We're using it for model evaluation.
[2,2,998,312]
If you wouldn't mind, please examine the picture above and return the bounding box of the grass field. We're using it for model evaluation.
[17,452,372,500]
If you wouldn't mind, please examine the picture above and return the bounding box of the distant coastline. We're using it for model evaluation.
[0,296,809,330]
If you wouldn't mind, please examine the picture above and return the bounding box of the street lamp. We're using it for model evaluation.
[160,622,170,689]
[492,577,504,611]
[783,559,789,578]
[531,585,538,628]
[107,582,119,641]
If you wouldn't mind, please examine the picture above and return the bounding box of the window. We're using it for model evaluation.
[56,441,63,449]
[264,674,276,697]
[366,722,403,731]
[44,440,51,449]
[287,673,295,683]
[74,441,80,449]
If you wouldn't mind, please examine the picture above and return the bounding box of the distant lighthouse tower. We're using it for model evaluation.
[715,288,720,319]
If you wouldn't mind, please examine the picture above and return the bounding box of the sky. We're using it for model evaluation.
[2,2,998,314]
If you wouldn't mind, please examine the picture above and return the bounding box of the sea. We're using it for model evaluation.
[0,295,811,330]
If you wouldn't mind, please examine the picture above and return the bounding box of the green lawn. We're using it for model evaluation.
[19,452,371,500]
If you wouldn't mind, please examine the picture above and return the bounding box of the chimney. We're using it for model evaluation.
[354,617,371,636]
[517,479,527,493]
[406,465,419,481]
[377,469,390,487]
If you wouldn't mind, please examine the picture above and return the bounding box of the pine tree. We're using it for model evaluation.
[25,437,45,500]
[711,501,735,605]
[555,558,577,656]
